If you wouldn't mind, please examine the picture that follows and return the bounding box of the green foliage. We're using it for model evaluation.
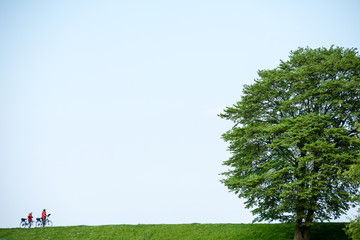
[219,46,360,228]
[345,214,360,240]
[0,223,348,240]
[344,123,360,240]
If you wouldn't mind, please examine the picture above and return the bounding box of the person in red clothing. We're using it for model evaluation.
[41,209,46,227]
[28,212,33,227]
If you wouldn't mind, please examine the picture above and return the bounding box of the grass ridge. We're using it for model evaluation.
[0,222,348,240]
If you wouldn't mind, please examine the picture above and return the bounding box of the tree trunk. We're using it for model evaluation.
[294,225,311,240]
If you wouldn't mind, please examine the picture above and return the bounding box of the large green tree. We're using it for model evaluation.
[219,46,360,240]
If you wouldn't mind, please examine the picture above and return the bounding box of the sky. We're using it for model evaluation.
[0,0,360,228]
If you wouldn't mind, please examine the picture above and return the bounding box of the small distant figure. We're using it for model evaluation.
[41,209,46,227]
[27,212,33,228]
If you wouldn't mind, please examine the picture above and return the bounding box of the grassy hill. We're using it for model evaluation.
[0,223,348,240]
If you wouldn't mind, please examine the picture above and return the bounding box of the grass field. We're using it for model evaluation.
[0,223,348,240]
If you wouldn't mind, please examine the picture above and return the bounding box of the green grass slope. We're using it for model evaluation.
[0,223,348,240]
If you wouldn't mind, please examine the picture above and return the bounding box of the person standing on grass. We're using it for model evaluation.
[27,212,33,227]
[41,209,46,227]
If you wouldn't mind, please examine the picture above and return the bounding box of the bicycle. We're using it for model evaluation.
[35,217,42,227]
[19,218,34,228]
[37,214,53,227]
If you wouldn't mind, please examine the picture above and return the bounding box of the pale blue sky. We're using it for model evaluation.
[1,0,359,228]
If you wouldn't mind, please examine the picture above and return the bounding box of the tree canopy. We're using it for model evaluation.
[219,46,360,240]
